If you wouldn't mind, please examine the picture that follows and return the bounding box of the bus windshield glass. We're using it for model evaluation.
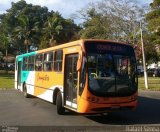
[84,41,137,97]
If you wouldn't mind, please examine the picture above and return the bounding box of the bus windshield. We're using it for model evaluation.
[85,41,138,97]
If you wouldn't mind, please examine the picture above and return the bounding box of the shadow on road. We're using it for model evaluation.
[85,96,160,125]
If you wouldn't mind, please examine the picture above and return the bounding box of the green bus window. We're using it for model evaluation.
[23,57,28,71]
[28,56,35,71]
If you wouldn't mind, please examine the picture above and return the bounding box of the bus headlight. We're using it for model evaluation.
[130,95,137,101]
[87,97,99,103]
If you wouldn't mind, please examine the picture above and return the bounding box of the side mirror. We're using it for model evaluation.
[77,52,82,71]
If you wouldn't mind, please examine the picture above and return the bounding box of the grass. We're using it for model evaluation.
[0,73,14,89]
[138,77,160,90]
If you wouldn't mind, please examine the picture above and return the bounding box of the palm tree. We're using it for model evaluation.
[43,13,63,46]
[0,34,11,72]
[14,15,31,53]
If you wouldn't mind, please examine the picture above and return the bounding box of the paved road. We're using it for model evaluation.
[0,89,160,131]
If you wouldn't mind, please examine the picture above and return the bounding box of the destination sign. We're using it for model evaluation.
[84,41,134,56]
[96,44,123,52]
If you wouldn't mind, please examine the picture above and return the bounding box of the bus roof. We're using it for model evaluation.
[16,39,132,57]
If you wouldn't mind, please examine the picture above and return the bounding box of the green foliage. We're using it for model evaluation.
[150,0,160,9]
[80,8,110,39]
[146,0,160,43]
[40,12,80,49]
[145,43,159,63]
[0,52,3,62]
[0,0,80,55]
[0,34,10,49]
[79,0,143,44]
[146,0,160,62]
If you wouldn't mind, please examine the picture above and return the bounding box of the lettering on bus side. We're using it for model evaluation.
[37,73,50,82]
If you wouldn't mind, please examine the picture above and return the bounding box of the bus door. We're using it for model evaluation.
[64,54,78,109]
[17,61,22,89]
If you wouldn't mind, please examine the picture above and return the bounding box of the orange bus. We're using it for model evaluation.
[15,39,138,114]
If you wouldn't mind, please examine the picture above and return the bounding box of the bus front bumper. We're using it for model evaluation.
[77,98,138,114]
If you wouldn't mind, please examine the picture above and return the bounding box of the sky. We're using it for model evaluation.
[0,0,152,23]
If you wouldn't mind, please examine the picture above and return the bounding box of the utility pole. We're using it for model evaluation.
[140,22,148,89]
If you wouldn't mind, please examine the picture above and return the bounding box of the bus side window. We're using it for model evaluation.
[23,57,28,71]
[54,50,63,72]
[35,54,43,71]
[28,56,35,71]
[44,52,53,71]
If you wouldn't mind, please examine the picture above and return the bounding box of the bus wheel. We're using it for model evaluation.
[23,84,30,98]
[56,91,65,115]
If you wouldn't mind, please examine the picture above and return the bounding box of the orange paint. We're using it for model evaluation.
[34,72,63,96]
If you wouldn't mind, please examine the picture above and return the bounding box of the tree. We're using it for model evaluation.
[41,12,63,47]
[146,0,160,39]
[0,33,11,72]
[79,8,111,39]
[146,0,160,61]
[14,15,31,52]
[10,0,50,53]
[0,52,3,63]
[78,0,145,44]
[0,0,52,53]
[40,12,80,49]
[0,0,80,53]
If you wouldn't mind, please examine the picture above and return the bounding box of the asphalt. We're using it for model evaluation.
[0,89,160,131]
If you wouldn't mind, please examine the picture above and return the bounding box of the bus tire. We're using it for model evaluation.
[53,88,59,105]
[23,84,30,98]
[56,91,65,115]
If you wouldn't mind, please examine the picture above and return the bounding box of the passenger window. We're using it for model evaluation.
[54,50,63,71]
[44,52,53,71]
[35,54,43,71]
[28,56,35,71]
[23,57,28,71]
